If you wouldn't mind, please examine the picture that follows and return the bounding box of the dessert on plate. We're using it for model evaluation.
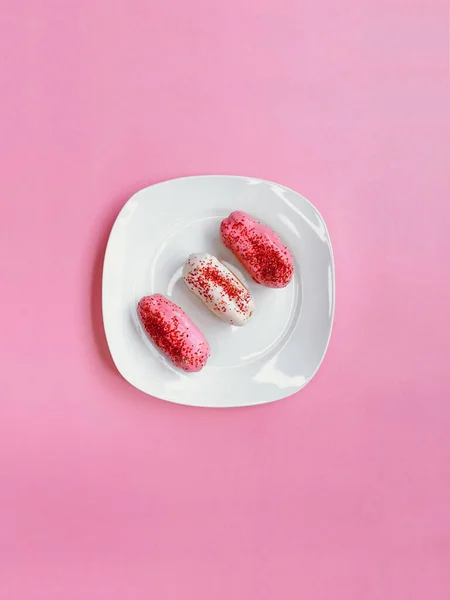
[137,294,210,372]
[221,211,294,288]
[183,252,255,326]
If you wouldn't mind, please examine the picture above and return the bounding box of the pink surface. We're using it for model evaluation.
[1,1,449,598]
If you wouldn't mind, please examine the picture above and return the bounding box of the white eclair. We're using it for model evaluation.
[182,253,255,326]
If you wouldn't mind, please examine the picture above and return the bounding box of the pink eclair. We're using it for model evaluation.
[220,211,294,288]
[137,294,210,372]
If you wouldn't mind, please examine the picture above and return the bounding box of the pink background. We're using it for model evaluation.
[1,1,449,598]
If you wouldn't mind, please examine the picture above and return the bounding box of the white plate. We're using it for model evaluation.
[102,175,335,407]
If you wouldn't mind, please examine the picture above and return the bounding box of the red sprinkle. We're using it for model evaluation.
[185,261,252,315]
[221,215,293,287]
[137,295,209,371]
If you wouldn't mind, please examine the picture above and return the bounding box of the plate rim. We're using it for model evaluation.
[102,174,335,407]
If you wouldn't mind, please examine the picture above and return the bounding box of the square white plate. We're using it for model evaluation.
[102,175,334,407]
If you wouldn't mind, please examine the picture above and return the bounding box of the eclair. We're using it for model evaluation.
[137,294,210,372]
[220,211,294,288]
[183,253,255,326]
